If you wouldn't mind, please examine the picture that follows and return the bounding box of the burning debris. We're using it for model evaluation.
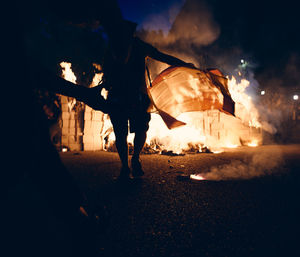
[141,65,263,154]
[57,61,265,154]
[147,66,235,129]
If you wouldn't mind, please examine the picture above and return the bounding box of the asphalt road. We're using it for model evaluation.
[60,145,300,257]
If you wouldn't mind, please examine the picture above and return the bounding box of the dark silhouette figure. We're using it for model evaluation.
[102,21,194,180]
[3,1,133,256]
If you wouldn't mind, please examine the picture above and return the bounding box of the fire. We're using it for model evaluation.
[103,112,207,153]
[227,76,261,128]
[102,109,261,154]
[60,61,108,108]
[247,140,258,147]
[190,174,206,180]
[59,62,262,153]
[90,63,108,99]
[91,72,103,87]
[225,144,239,149]
[212,150,223,154]
[62,147,68,152]
[142,75,262,152]
[146,112,206,154]
[91,63,104,87]
[60,62,77,84]
[60,62,77,110]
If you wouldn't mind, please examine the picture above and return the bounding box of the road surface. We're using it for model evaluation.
[60,144,300,257]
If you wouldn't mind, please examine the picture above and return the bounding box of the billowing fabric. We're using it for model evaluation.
[147,66,235,129]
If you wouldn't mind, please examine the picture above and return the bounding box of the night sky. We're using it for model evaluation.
[118,0,300,89]
[118,0,182,25]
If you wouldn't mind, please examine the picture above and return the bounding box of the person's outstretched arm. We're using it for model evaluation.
[144,40,195,68]
[33,63,106,111]
[150,49,190,67]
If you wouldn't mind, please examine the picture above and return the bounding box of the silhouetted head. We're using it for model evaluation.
[46,0,121,24]
[122,20,138,37]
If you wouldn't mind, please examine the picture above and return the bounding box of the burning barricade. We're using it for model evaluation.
[56,62,262,153]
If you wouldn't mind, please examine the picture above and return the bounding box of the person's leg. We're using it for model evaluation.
[131,130,147,177]
[109,113,131,177]
[130,109,151,177]
[132,130,147,160]
[115,129,129,169]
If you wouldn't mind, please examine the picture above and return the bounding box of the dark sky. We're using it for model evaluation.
[209,1,299,64]
[23,0,299,89]
[118,0,300,88]
[118,0,300,58]
[118,0,184,26]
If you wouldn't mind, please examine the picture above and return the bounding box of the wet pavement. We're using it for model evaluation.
[60,145,300,257]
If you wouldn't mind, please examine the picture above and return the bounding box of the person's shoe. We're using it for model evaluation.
[116,167,132,181]
[131,158,145,178]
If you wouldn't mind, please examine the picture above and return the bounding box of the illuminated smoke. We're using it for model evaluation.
[167,0,220,47]
[137,0,285,140]
[138,0,220,68]
[197,146,284,180]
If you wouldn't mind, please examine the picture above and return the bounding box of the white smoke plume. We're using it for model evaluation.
[140,1,183,35]
[137,0,220,67]
[166,0,220,47]
[199,146,285,180]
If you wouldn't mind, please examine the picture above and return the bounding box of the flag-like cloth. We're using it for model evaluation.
[147,66,235,129]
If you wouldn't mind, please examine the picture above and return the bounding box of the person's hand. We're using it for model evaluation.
[183,62,197,69]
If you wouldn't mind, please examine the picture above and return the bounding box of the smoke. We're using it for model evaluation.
[137,0,220,67]
[140,1,183,35]
[284,53,300,83]
[167,0,220,47]
[137,0,299,143]
[201,146,285,181]
[256,88,289,134]
[253,53,300,142]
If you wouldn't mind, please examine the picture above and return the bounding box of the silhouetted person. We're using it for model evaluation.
[102,21,194,180]
[3,1,133,256]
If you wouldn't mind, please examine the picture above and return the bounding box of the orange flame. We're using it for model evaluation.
[60,62,262,152]
[60,62,77,84]
[227,76,261,128]
[60,62,77,110]
[247,140,258,147]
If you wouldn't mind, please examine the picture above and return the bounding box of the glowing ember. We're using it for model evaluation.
[190,174,206,180]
